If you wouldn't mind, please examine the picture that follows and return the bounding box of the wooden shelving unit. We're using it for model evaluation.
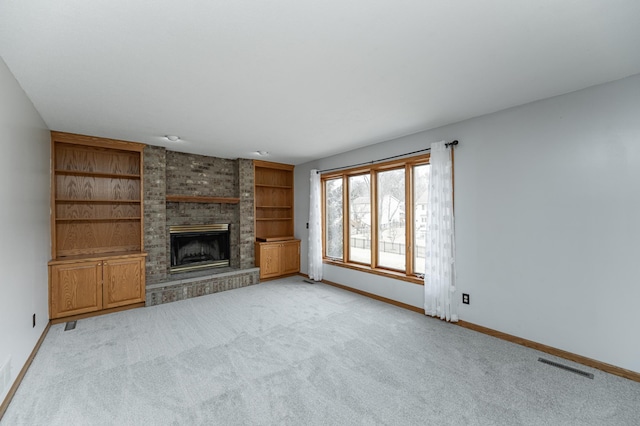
[48,131,147,320]
[254,160,299,279]
[254,160,295,241]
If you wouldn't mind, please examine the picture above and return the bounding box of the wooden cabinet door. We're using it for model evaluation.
[259,244,282,279]
[50,261,102,319]
[103,256,145,309]
[281,240,300,275]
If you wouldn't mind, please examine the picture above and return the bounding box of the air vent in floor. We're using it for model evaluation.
[64,321,77,331]
[538,357,594,379]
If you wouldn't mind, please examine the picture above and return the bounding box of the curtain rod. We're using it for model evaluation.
[317,140,458,174]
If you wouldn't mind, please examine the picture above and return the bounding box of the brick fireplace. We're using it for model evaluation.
[142,146,259,305]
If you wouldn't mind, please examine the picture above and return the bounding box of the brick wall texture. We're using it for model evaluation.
[238,158,255,269]
[166,151,237,197]
[143,145,167,285]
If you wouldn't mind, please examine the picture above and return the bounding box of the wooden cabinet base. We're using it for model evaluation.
[102,256,146,309]
[49,260,103,318]
[255,239,300,279]
[48,252,146,321]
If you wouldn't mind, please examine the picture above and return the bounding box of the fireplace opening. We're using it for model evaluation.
[170,224,230,273]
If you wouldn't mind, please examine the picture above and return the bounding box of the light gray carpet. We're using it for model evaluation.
[2,276,639,425]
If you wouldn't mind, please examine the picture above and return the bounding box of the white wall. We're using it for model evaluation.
[0,57,50,404]
[294,73,640,373]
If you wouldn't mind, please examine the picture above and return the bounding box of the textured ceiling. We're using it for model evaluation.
[1,0,640,164]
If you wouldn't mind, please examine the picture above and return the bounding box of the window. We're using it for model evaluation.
[321,154,430,283]
[348,174,371,264]
[325,178,343,259]
[377,168,405,270]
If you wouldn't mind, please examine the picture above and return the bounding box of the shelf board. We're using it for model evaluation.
[56,198,141,204]
[254,160,294,171]
[256,218,293,221]
[166,195,240,204]
[56,217,141,222]
[255,184,293,189]
[49,250,147,264]
[55,169,140,179]
[256,235,295,242]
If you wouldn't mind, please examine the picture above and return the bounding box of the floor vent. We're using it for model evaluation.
[302,279,315,284]
[64,321,77,331]
[538,357,594,379]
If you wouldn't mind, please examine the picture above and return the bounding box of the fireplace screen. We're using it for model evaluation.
[170,224,230,273]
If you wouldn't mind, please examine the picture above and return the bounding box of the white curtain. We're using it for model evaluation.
[424,141,457,322]
[308,169,323,281]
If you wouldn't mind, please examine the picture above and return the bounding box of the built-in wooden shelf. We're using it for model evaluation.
[255,184,293,189]
[166,195,240,204]
[49,131,147,322]
[49,251,147,264]
[256,235,295,242]
[254,160,295,241]
[56,217,141,222]
[56,198,141,203]
[54,170,141,179]
[253,160,299,279]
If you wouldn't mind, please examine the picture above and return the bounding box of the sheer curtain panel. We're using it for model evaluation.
[308,170,323,281]
[424,142,457,322]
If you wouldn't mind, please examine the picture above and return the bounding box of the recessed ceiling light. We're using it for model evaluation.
[256,151,269,156]
[165,135,180,142]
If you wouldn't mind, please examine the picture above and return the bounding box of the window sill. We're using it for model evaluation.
[323,259,424,285]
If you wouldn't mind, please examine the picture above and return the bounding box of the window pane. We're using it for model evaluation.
[413,164,430,275]
[377,169,405,270]
[325,178,343,259]
[349,174,371,264]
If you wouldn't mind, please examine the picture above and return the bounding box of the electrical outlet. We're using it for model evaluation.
[33,313,36,328]
[462,293,470,305]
